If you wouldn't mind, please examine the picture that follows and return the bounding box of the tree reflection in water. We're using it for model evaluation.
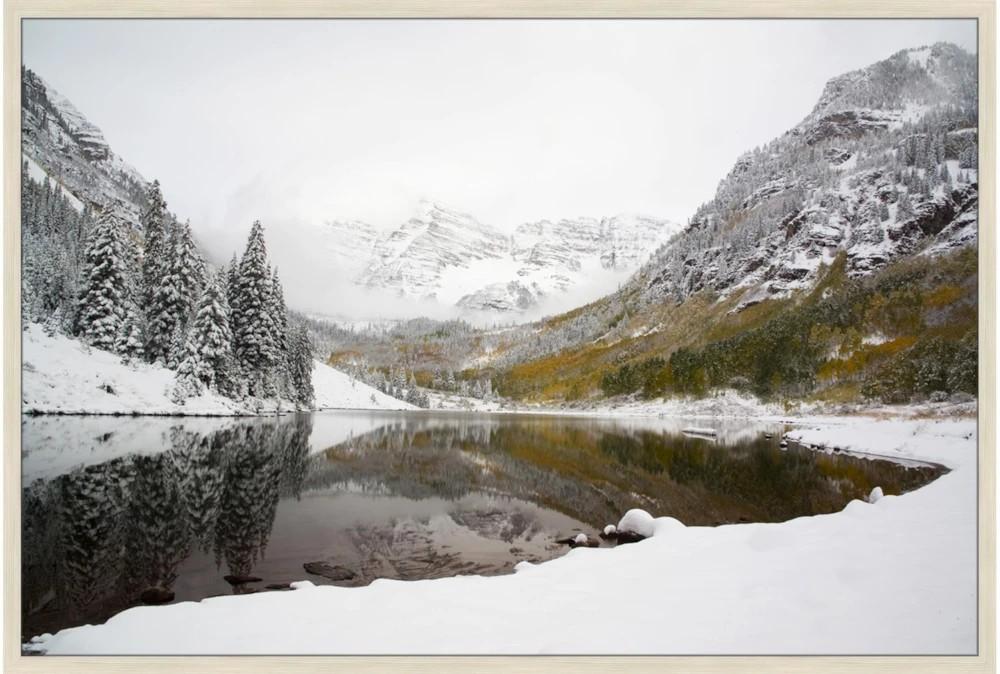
[22,415,313,636]
[22,411,943,641]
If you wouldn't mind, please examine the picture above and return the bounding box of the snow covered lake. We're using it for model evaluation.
[21,410,946,643]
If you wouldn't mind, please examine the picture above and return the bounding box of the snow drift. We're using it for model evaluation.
[21,324,414,415]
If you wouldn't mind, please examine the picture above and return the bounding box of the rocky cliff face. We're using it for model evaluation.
[357,201,513,300]
[334,204,680,314]
[632,43,978,312]
[21,68,149,227]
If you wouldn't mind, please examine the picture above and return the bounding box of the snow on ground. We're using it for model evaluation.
[311,360,416,412]
[24,156,85,212]
[22,325,243,415]
[28,415,978,655]
[426,389,505,412]
[501,388,978,423]
[21,324,412,416]
[516,389,785,419]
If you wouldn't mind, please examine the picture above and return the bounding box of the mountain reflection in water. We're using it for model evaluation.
[21,411,944,640]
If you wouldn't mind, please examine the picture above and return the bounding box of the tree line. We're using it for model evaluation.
[22,171,314,408]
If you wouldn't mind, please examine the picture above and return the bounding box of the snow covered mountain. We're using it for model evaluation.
[357,201,513,302]
[326,202,681,314]
[21,68,149,227]
[321,219,381,277]
[631,42,978,311]
[482,43,980,404]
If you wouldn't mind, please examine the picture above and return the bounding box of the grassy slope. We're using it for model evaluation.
[493,246,977,404]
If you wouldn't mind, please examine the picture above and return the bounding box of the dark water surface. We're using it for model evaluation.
[21,411,944,639]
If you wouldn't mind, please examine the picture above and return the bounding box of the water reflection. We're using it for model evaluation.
[21,411,943,641]
[23,416,313,637]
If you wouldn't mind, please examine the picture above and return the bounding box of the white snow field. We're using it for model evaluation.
[29,415,977,655]
[21,324,414,415]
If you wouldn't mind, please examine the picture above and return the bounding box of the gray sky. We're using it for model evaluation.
[23,18,976,318]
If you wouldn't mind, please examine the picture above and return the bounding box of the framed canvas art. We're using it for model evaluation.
[2,1,995,673]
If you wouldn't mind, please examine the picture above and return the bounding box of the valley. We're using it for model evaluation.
[16,31,983,658]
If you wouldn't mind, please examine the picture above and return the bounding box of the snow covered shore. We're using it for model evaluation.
[28,415,977,655]
[21,325,414,415]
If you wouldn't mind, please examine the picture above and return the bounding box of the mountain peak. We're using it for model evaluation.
[22,67,150,228]
[634,42,978,310]
[805,41,975,124]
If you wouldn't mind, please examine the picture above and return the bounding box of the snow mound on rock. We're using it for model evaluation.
[617,509,656,538]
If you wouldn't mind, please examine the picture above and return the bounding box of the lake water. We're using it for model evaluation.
[21,410,944,640]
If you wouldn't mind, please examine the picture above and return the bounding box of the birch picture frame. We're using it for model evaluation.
[2,1,996,672]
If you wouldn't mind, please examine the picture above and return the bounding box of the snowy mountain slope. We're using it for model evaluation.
[21,324,414,415]
[21,68,149,227]
[632,42,978,311]
[456,214,682,313]
[482,43,979,404]
[332,202,680,314]
[357,201,513,299]
[321,219,381,277]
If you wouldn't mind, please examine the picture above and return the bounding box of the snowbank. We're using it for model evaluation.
[29,416,977,655]
[311,360,416,411]
[21,325,413,415]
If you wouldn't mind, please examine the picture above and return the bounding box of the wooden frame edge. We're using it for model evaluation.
[2,2,995,673]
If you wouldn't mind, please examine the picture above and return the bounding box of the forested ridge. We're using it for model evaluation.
[22,172,315,408]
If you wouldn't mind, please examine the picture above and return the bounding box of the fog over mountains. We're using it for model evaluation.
[20,41,978,333]
[22,68,679,321]
[322,202,680,314]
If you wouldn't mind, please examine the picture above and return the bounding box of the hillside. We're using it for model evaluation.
[20,66,420,415]
[21,67,148,228]
[22,324,415,415]
[477,43,979,405]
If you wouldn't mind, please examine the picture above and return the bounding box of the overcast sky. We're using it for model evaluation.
[23,18,976,318]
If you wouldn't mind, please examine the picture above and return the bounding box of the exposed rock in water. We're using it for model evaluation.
[139,586,174,605]
[303,562,357,581]
[556,533,599,548]
[614,530,646,545]
[223,574,262,586]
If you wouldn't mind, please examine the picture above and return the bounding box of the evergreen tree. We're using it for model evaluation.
[116,304,145,362]
[140,180,170,308]
[76,210,132,352]
[173,273,234,401]
[896,193,913,222]
[271,269,290,396]
[231,221,281,395]
[225,253,240,314]
[287,323,315,408]
[147,220,205,365]
[959,144,978,169]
